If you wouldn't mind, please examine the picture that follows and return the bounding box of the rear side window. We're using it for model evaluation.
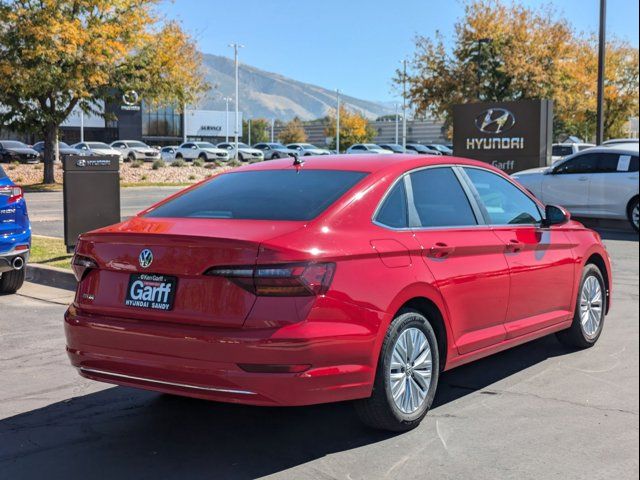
[0,165,6,178]
[376,181,408,228]
[146,170,368,221]
[464,168,542,225]
[409,167,477,227]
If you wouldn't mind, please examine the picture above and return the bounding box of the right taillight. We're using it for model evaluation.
[206,262,335,297]
[0,185,23,203]
[71,254,98,281]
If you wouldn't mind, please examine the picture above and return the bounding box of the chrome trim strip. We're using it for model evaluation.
[78,367,257,395]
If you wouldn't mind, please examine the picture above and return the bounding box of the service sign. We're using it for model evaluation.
[453,99,553,174]
[185,109,243,138]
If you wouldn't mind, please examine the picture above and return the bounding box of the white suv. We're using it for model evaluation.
[513,145,639,231]
[110,140,160,162]
[216,142,264,162]
[175,142,230,162]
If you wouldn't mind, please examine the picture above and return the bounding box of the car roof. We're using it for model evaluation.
[234,153,504,176]
[561,145,638,161]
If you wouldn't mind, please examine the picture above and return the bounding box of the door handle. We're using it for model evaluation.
[505,239,524,253]
[426,242,456,259]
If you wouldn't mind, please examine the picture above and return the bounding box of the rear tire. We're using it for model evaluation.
[556,264,606,349]
[0,268,26,294]
[628,197,639,232]
[355,309,439,432]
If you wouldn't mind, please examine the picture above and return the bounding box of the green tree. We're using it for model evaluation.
[0,1,207,184]
[325,106,377,151]
[242,118,270,144]
[278,118,308,144]
[400,0,639,141]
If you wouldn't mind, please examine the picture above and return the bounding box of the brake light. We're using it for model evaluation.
[206,262,335,297]
[0,186,23,204]
[72,254,98,281]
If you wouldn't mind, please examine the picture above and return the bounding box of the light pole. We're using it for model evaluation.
[401,60,407,150]
[182,102,188,143]
[336,89,341,154]
[223,96,232,143]
[596,0,607,145]
[271,118,275,142]
[80,108,85,143]
[229,42,244,158]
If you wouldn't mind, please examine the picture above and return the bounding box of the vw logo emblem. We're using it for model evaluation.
[139,249,153,269]
[475,108,516,134]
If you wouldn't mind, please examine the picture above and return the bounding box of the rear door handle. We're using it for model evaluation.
[426,242,456,259]
[505,239,524,253]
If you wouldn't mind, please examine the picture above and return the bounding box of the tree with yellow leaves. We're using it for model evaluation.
[401,0,638,141]
[278,118,308,144]
[0,1,207,184]
[325,106,377,151]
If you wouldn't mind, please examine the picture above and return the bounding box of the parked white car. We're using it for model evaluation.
[551,142,595,164]
[346,144,394,155]
[286,143,331,156]
[512,145,639,231]
[72,142,123,161]
[159,146,180,162]
[175,142,230,162]
[110,140,160,162]
[216,142,264,162]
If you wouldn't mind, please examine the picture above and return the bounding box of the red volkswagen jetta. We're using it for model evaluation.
[65,155,612,431]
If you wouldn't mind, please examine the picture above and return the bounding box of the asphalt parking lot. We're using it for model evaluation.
[25,187,183,238]
[1,229,638,480]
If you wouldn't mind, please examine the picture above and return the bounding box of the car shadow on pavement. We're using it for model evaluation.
[0,335,573,480]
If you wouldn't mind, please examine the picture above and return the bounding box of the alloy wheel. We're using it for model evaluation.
[389,327,433,414]
[632,203,639,230]
[580,276,603,339]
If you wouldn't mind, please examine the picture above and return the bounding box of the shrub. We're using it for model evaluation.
[228,159,242,168]
[141,175,148,181]
[152,159,165,170]
[34,163,43,170]
[171,159,187,168]
[193,158,205,168]
[188,174,196,181]
[130,159,144,168]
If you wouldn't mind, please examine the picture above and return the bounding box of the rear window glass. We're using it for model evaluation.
[146,170,368,221]
[0,165,6,178]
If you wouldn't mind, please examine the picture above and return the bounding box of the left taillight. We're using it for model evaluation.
[71,254,98,281]
[0,185,23,204]
[205,262,336,297]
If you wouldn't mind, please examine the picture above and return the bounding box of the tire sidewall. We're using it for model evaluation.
[575,265,607,345]
[381,310,440,423]
[628,198,639,232]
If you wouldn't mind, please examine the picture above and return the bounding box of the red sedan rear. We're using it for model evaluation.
[65,155,612,431]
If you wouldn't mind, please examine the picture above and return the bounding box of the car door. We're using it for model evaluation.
[589,152,640,218]
[462,167,576,339]
[407,166,511,354]
[541,153,597,215]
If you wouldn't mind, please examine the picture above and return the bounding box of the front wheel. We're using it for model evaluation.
[628,197,639,232]
[0,268,26,294]
[355,309,439,431]
[556,264,607,349]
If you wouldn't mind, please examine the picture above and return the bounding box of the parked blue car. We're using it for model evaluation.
[0,164,31,293]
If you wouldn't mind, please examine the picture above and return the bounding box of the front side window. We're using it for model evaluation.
[554,153,598,175]
[146,170,368,221]
[375,181,408,228]
[409,167,477,227]
[464,168,542,225]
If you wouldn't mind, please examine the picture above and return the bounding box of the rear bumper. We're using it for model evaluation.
[64,304,379,406]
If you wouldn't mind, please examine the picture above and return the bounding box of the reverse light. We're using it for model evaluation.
[0,185,23,204]
[71,254,98,281]
[206,262,335,297]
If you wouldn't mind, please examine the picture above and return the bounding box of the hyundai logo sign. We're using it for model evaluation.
[475,108,516,134]
[139,249,154,269]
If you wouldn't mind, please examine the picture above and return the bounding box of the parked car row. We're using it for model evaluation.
[346,143,453,155]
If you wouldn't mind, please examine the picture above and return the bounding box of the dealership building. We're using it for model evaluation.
[1,101,242,147]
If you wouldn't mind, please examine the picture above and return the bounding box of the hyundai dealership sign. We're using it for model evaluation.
[453,99,553,173]
[185,109,242,138]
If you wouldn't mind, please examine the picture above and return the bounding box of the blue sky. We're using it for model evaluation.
[159,0,639,102]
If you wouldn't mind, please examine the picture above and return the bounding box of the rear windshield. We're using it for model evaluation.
[145,170,368,221]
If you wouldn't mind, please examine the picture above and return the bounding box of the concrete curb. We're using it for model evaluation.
[26,264,76,292]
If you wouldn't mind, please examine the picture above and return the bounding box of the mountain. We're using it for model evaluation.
[196,54,394,121]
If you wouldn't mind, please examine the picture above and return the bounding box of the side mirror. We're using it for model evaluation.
[542,204,570,227]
